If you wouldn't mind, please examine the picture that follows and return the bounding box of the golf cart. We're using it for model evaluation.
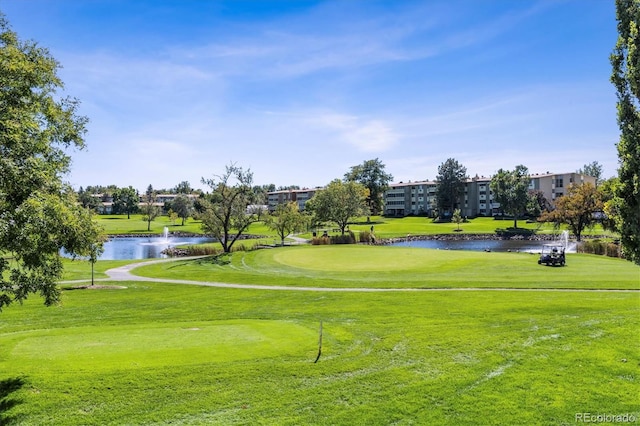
[538,244,566,267]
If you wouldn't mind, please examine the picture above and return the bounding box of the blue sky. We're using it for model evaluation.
[2,0,619,192]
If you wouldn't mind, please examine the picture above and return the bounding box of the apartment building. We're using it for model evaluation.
[462,176,497,218]
[267,188,319,212]
[384,172,596,218]
[528,172,594,201]
[383,180,437,217]
[264,172,596,218]
[91,193,199,214]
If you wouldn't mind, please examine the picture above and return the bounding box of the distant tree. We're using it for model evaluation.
[171,194,193,226]
[490,165,531,228]
[112,186,139,219]
[266,202,310,246]
[174,181,193,194]
[539,183,603,241]
[78,188,102,212]
[0,14,103,310]
[141,184,161,231]
[252,185,267,204]
[577,161,604,186]
[611,0,640,264]
[452,209,463,231]
[88,231,107,286]
[277,185,300,190]
[526,189,552,218]
[200,164,259,253]
[305,180,368,235]
[168,209,178,225]
[344,158,393,215]
[435,158,468,217]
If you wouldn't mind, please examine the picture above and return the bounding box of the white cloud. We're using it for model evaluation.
[309,113,398,152]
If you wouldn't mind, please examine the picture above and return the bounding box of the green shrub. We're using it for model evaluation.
[578,240,622,258]
[359,230,372,243]
[164,245,222,257]
[330,231,356,245]
[311,236,330,245]
[495,227,536,238]
[230,244,248,252]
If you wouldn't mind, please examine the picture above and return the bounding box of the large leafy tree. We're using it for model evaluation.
[526,189,551,218]
[599,177,624,234]
[490,165,531,228]
[539,183,603,242]
[0,15,102,310]
[200,164,259,253]
[77,187,102,212]
[266,202,309,246]
[344,158,393,215]
[435,158,468,216]
[611,0,640,264]
[171,194,193,226]
[305,179,368,235]
[112,186,139,218]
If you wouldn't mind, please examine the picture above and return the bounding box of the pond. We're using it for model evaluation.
[99,236,215,260]
[390,239,573,253]
[96,235,573,259]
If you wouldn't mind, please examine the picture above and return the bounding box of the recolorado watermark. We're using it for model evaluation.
[575,413,637,423]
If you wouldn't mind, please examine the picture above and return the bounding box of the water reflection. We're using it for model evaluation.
[100,236,214,260]
[392,239,549,252]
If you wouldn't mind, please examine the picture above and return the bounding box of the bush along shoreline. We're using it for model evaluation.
[161,230,622,258]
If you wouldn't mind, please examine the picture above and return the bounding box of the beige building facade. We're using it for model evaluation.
[265,172,596,217]
[267,188,319,212]
[383,172,596,218]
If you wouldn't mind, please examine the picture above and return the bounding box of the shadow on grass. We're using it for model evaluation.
[495,227,536,238]
[0,377,26,425]
[195,254,231,265]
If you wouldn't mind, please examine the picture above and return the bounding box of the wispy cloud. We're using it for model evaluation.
[307,113,399,152]
[167,1,553,81]
[19,0,615,189]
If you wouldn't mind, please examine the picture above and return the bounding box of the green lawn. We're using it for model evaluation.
[0,282,638,424]
[1,246,638,425]
[340,216,615,239]
[61,258,140,281]
[133,245,640,289]
[94,214,615,240]
[94,214,206,235]
[94,214,280,239]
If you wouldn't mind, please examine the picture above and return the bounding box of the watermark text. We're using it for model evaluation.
[575,413,637,423]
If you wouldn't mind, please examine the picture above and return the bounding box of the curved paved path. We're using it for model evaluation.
[62,257,640,293]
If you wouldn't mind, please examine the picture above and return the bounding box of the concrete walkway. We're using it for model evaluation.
[61,257,640,293]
